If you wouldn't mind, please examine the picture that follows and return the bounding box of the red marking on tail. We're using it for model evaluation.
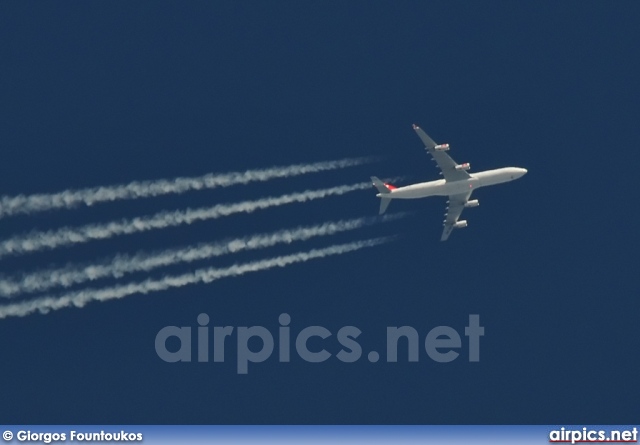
[384,183,397,190]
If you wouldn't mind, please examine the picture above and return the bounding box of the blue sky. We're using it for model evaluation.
[0,2,638,423]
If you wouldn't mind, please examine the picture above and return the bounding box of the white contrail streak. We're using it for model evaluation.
[0,157,375,219]
[0,182,371,259]
[0,237,393,319]
[0,213,405,298]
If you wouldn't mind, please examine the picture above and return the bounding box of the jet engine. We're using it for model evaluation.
[455,163,470,171]
[453,220,468,229]
[434,143,450,151]
[464,200,479,208]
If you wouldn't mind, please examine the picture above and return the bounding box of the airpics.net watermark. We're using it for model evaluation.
[155,313,484,374]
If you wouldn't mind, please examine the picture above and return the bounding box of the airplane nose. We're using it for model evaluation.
[520,168,528,176]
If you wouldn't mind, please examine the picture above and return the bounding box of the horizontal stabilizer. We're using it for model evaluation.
[371,177,395,214]
[379,197,391,215]
[371,176,395,194]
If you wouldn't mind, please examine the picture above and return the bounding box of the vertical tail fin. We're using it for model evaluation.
[371,176,394,215]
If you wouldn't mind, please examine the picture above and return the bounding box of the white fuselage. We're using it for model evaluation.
[377,167,527,199]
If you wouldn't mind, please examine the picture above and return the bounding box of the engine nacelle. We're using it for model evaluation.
[464,199,479,208]
[453,220,468,229]
[455,162,470,171]
[434,143,450,151]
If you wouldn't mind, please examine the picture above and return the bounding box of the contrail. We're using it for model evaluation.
[0,237,393,319]
[0,157,375,219]
[0,213,406,297]
[0,182,371,259]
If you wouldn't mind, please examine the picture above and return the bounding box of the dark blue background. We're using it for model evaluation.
[0,2,638,423]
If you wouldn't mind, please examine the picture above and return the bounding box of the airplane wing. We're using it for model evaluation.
[413,124,470,182]
[441,191,472,241]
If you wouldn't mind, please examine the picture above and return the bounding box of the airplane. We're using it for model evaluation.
[371,124,527,241]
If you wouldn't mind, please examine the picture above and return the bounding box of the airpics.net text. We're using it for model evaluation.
[155,313,484,374]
